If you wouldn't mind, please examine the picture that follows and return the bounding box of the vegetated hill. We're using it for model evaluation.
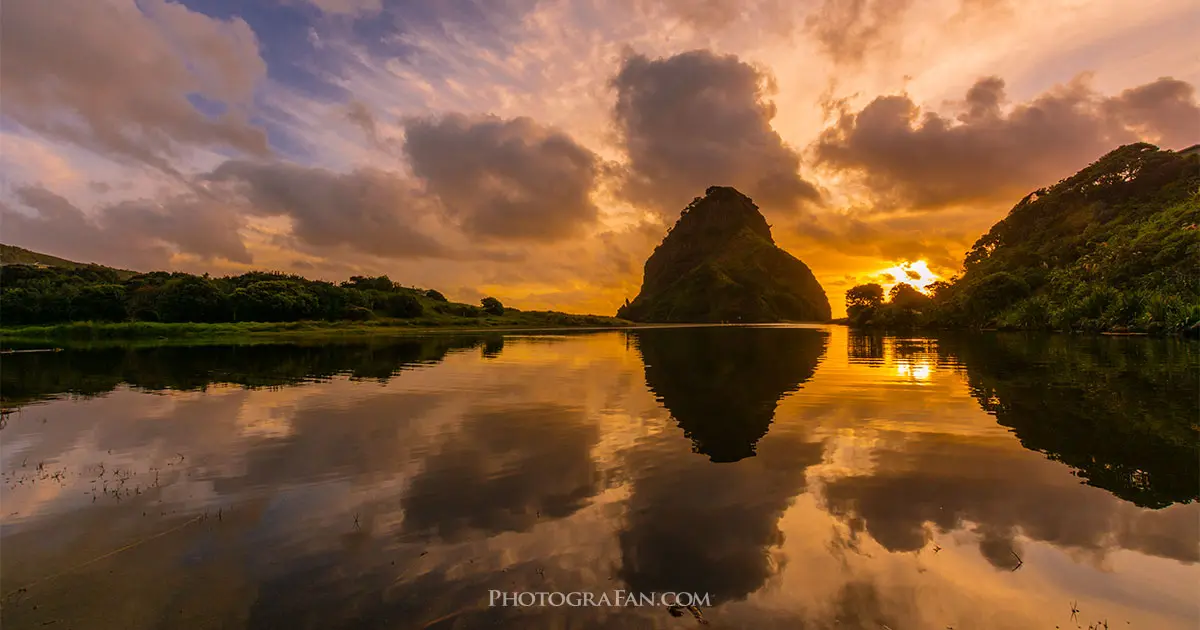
[0,260,623,330]
[845,143,1200,334]
[618,186,831,323]
[0,244,136,278]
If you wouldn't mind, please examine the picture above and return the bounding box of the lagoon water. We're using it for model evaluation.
[1,326,1197,629]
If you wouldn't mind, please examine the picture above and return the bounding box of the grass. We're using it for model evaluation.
[0,311,633,346]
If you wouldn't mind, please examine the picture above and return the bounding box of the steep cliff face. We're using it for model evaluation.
[618,186,831,323]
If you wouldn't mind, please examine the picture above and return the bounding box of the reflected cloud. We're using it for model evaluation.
[821,432,1200,567]
[401,405,603,541]
[3,330,1197,629]
[618,432,827,605]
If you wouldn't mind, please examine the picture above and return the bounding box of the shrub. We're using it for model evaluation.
[343,306,375,321]
[382,293,424,318]
[480,297,505,316]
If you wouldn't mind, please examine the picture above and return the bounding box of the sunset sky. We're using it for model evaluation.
[2,0,1198,316]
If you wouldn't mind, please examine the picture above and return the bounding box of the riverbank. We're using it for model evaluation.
[0,312,632,346]
[831,320,1199,338]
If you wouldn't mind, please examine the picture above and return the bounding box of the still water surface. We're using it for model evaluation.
[1,326,1197,629]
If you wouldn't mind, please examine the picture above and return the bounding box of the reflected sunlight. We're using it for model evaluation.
[895,360,933,380]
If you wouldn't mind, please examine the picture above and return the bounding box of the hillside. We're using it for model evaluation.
[0,244,136,278]
[618,186,831,323]
[845,143,1200,334]
[0,258,625,334]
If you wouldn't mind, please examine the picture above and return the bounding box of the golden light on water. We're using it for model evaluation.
[895,361,933,380]
[875,260,939,294]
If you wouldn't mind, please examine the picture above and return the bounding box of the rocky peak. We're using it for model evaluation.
[668,186,774,248]
[618,186,831,323]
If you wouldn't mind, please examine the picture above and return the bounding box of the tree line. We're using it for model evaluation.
[0,265,506,326]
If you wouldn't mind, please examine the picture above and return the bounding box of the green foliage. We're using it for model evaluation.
[845,283,883,321]
[71,284,127,322]
[383,293,424,318]
[229,281,319,322]
[888,283,932,310]
[619,187,831,323]
[343,306,375,321]
[0,259,585,329]
[845,287,877,326]
[155,275,227,323]
[435,302,483,318]
[480,296,505,316]
[844,282,933,328]
[341,275,395,292]
[844,144,1200,335]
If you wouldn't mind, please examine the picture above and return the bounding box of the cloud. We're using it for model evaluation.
[0,0,269,171]
[345,101,380,143]
[804,0,915,66]
[620,0,800,34]
[402,114,602,242]
[298,0,383,15]
[1102,77,1200,144]
[1,186,251,269]
[611,50,821,215]
[206,160,449,259]
[813,75,1200,209]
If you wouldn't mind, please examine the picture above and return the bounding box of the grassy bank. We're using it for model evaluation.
[1,312,631,346]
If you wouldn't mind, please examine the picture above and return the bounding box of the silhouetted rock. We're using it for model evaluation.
[618,186,831,322]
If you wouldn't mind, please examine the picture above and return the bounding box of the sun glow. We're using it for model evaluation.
[875,260,939,294]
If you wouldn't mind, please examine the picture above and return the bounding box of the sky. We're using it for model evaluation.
[2,0,1198,316]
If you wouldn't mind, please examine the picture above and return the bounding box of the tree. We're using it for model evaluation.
[965,272,1029,321]
[481,297,505,316]
[845,283,884,323]
[342,275,395,292]
[71,284,127,321]
[229,281,318,322]
[888,283,932,310]
[156,276,227,322]
[383,293,423,318]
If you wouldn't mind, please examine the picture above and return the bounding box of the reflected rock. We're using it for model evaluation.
[618,434,825,604]
[631,326,826,462]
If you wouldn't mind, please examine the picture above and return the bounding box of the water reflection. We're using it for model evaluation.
[0,328,1196,629]
[631,326,827,462]
[618,430,825,604]
[0,335,504,408]
[944,334,1199,508]
[401,405,602,540]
